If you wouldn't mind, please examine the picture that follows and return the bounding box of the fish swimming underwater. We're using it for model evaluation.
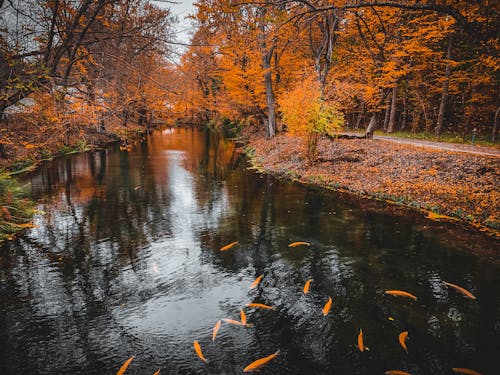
[384,290,417,301]
[444,282,476,299]
[246,302,274,310]
[116,356,135,375]
[250,274,264,289]
[220,241,239,251]
[193,340,207,363]
[288,241,310,247]
[323,296,332,316]
[399,331,409,353]
[303,279,313,294]
[212,320,221,341]
[243,350,280,372]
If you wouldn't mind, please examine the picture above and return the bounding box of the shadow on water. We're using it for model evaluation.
[0,127,498,374]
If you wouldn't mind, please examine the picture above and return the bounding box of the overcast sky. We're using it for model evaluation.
[152,1,196,44]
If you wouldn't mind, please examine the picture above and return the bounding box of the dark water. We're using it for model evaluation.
[0,128,498,375]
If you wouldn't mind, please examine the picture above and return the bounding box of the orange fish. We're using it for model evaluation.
[246,302,274,310]
[357,329,365,352]
[193,340,207,363]
[220,241,239,251]
[250,274,263,289]
[240,309,247,325]
[444,282,476,299]
[243,350,280,372]
[288,241,310,247]
[385,371,412,375]
[116,355,135,375]
[385,290,417,301]
[322,296,332,316]
[452,368,484,375]
[303,279,313,294]
[152,370,160,375]
[223,318,244,326]
[399,331,409,353]
[212,320,221,341]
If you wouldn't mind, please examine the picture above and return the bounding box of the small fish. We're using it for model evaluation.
[385,290,417,301]
[193,340,207,363]
[385,371,412,375]
[303,279,313,294]
[444,282,476,299]
[288,241,310,247]
[240,309,247,325]
[220,241,239,251]
[243,350,280,372]
[357,329,365,352]
[152,262,159,273]
[152,370,160,375]
[116,355,135,375]
[223,318,244,326]
[399,331,409,353]
[212,320,221,341]
[250,274,263,289]
[452,368,484,375]
[388,317,394,321]
[246,302,274,310]
[322,296,332,316]
[133,186,141,191]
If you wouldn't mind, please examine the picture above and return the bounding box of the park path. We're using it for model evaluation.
[340,133,500,157]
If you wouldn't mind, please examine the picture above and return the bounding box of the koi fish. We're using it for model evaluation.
[303,279,313,294]
[240,309,247,325]
[399,331,409,353]
[357,329,365,352]
[193,340,207,363]
[444,282,476,299]
[250,274,263,289]
[212,320,221,341]
[220,241,239,251]
[288,241,310,247]
[385,371,412,375]
[388,317,394,321]
[152,370,160,375]
[223,318,244,326]
[323,296,332,316]
[385,290,417,301]
[243,350,280,372]
[246,302,274,310]
[116,355,135,375]
[452,368,484,375]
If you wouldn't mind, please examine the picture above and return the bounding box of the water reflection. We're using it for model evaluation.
[0,128,498,374]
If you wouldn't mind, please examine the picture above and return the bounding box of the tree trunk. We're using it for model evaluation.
[400,95,407,131]
[258,7,277,138]
[383,101,390,132]
[355,101,365,130]
[387,85,397,133]
[365,113,378,139]
[492,106,500,142]
[435,34,453,135]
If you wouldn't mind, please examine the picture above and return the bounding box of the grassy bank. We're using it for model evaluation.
[244,132,499,237]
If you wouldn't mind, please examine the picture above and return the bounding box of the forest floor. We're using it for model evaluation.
[245,131,499,236]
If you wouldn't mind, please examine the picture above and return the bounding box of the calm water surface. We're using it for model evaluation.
[0,128,498,375]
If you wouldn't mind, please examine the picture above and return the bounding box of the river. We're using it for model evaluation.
[0,128,498,374]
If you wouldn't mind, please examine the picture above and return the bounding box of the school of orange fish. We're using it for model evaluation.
[115,241,482,375]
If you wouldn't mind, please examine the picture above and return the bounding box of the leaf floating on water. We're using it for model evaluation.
[212,320,221,341]
[246,302,274,310]
[322,296,332,316]
[220,241,239,251]
[243,350,280,372]
[385,371,412,375]
[384,290,417,301]
[250,274,263,289]
[303,279,313,294]
[193,340,207,363]
[288,241,310,247]
[452,368,484,375]
[399,331,409,353]
[116,355,135,375]
[444,282,476,299]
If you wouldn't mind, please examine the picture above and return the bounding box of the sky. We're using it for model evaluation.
[152,0,197,44]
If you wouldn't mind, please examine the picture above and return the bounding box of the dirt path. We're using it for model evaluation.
[340,133,500,157]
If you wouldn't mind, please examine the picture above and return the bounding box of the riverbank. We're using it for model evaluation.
[245,131,499,236]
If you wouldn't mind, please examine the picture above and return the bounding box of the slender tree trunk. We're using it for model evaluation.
[387,85,397,133]
[258,7,277,138]
[400,95,407,131]
[383,100,390,132]
[492,106,500,142]
[365,113,378,138]
[435,34,453,135]
[355,101,365,130]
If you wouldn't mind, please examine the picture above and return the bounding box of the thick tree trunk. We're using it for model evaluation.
[492,106,500,142]
[435,34,453,135]
[365,113,378,138]
[387,85,397,133]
